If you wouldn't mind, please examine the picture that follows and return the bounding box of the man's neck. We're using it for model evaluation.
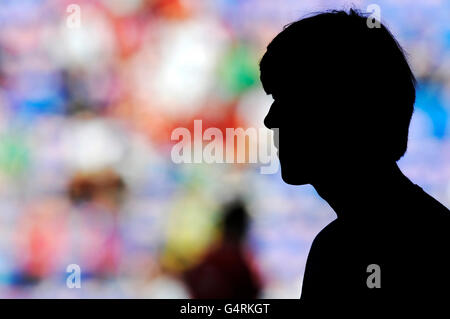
[311,161,413,219]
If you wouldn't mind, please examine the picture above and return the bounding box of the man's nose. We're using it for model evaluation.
[264,104,276,129]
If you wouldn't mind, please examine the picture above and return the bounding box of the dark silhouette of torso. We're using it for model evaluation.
[300,166,450,304]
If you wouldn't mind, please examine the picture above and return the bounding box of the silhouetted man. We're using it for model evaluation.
[183,200,261,298]
[259,9,450,305]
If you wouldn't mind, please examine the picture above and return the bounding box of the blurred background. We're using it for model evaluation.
[0,0,449,298]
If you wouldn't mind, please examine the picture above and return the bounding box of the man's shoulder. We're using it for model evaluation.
[309,219,342,250]
[410,185,450,223]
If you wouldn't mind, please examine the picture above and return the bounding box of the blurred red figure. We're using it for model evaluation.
[16,198,70,282]
[183,200,262,299]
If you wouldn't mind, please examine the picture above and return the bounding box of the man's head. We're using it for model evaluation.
[259,9,416,185]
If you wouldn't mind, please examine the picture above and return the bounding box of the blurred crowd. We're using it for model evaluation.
[0,0,449,298]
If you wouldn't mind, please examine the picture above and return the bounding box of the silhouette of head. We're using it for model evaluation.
[260,9,416,185]
[222,199,249,242]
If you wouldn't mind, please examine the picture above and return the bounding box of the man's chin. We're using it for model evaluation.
[281,169,309,185]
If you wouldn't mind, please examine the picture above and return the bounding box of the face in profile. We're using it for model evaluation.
[260,11,416,186]
[263,88,338,186]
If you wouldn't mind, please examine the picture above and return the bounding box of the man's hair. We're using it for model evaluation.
[259,9,416,161]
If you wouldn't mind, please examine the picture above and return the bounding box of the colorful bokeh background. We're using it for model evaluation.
[0,0,449,298]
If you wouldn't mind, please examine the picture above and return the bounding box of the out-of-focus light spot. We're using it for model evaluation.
[101,0,144,16]
[138,18,228,116]
[61,118,126,171]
